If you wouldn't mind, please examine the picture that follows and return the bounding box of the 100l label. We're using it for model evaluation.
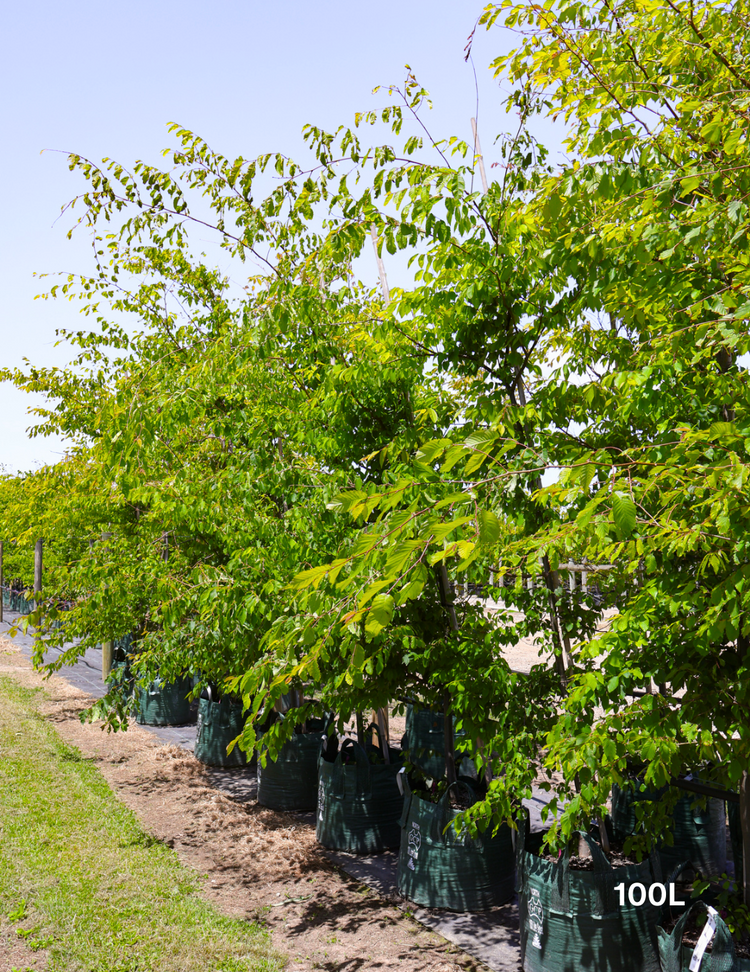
[613,883,686,907]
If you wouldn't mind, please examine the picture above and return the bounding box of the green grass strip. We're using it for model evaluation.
[0,674,282,972]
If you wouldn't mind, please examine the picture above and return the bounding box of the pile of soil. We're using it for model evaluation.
[544,841,638,870]
[663,909,750,959]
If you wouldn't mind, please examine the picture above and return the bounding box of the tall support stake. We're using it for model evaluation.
[371,707,391,764]
[0,540,4,624]
[436,563,459,786]
[471,118,489,194]
[370,226,391,305]
[34,539,43,608]
[100,532,114,681]
[102,638,114,681]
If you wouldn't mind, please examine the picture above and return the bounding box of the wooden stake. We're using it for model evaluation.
[436,563,459,785]
[34,539,43,607]
[470,118,489,194]
[100,532,114,680]
[0,540,3,624]
[102,640,114,681]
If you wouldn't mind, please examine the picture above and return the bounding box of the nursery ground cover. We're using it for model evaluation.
[0,672,282,972]
[0,636,493,972]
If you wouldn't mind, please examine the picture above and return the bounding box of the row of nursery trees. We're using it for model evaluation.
[4,0,750,916]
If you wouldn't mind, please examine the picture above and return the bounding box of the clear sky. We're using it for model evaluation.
[2,1,563,474]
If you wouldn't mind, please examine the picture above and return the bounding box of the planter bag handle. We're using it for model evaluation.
[660,901,736,972]
[148,676,164,696]
[398,769,413,828]
[202,685,216,727]
[332,739,371,801]
[665,859,692,885]
[430,780,478,847]
[366,720,385,751]
[553,831,618,916]
[366,720,399,763]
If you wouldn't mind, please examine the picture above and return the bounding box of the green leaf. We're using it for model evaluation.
[612,492,636,538]
[288,563,330,590]
[477,509,500,545]
[365,593,395,637]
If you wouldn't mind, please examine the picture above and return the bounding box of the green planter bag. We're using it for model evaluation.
[396,776,514,911]
[658,901,750,971]
[403,703,466,780]
[136,675,195,726]
[316,733,404,854]
[194,690,247,767]
[518,816,663,972]
[257,718,325,811]
[612,783,726,877]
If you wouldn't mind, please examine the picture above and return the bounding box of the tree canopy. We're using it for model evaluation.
[3,0,750,877]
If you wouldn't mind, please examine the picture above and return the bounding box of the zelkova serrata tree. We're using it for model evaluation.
[1,129,453,736]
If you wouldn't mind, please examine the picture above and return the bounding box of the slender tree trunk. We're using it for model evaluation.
[34,538,43,606]
[443,689,457,786]
[740,770,750,906]
[372,708,390,763]
[102,640,114,681]
[436,563,459,785]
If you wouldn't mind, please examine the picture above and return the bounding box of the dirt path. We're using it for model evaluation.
[0,636,488,972]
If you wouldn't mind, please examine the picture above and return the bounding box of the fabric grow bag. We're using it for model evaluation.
[136,675,195,726]
[194,691,247,767]
[316,734,404,854]
[396,776,514,911]
[517,816,663,972]
[658,901,750,971]
[403,703,466,779]
[257,719,325,811]
[612,783,726,877]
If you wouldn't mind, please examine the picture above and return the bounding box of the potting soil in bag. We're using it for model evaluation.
[194,691,247,767]
[658,900,750,971]
[136,675,195,726]
[316,732,404,854]
[396,775,514,911]
[612,782,726,877]
[517,815,663,972]
[257,716,326,811]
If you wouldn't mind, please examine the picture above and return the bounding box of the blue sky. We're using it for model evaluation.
[1,1,563,473]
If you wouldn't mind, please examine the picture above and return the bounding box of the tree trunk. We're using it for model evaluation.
[34,538,43,606]
[102,640,114,681]
[443,689,457,786]
[435,564,459,784]
[740,770,750,906]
